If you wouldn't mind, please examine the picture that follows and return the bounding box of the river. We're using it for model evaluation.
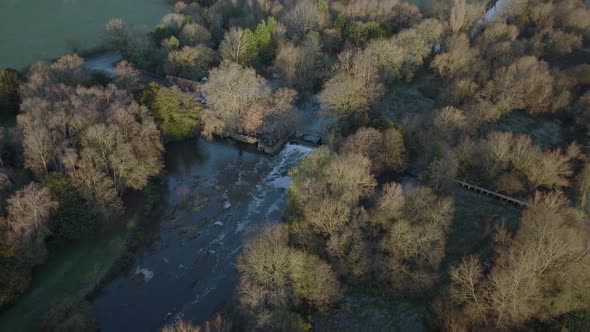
[92,138,312,331]
[0,0,168,69]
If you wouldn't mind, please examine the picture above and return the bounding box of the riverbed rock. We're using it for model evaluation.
[302,134,321,144]
[179,224,201,238]
[134,266,154,283]
[191,195,209,211]
[176,198,190,210]
[166,216,186,228]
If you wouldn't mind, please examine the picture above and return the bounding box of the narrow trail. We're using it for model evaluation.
[84,51,169,85]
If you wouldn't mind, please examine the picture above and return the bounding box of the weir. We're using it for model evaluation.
[84,52,324,154]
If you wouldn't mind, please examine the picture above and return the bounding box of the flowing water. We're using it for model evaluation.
[0,0,168,69]
[92,138,313,331]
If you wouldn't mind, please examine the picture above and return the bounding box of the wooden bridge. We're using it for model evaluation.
[455,180,529,207]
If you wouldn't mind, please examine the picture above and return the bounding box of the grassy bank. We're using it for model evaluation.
[0,225,129,331]
[0,185,158,332]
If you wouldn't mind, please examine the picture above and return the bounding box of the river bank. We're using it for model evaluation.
[0,217,131,331]
[0,134,301,331]
[0,108,160,330]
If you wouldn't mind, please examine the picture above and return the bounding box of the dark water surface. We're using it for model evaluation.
[92,138,312,331]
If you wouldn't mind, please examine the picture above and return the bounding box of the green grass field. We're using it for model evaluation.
[0,222,131,331]
[446,186,521,261]
[482,111,564,148]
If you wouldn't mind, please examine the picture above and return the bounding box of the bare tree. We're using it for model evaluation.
[305,197,351,237]
[160,13,185,33]
[289,250,341,307]
[203,61,267,123]
[0,69,22,113]
[339,0,422,32]
[161,314,231,332]
[105,18,129,52]
[450,0,466,33]
[529,28,582,57]
[324,153,377,204]
[114,61,143,93]
[447,256,488,325]
[274,35,323,91]
[431,34,480,79]
[483,132,580,190]
[392,19,443,69]
[433,106,467,145]
[282,0,325,39]
[440,204,590,329]
[475,22,519,70]
[5,183,57,257]
[341,127,406,174]
[202,61,295,140]
[180,23,212,46]
[372,184,454,294]
[576,158,590,213]
[237,224,340,319]
[319,50,384,114]
[483,56,563,114]
[165,45,217,81]
[219,28,256,66]
[19,62,163,216]
[364,39,408,82]
[64,148,123,217]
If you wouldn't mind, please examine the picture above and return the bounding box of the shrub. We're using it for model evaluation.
[341,127,406,174]
[496,172,526,195]
[161,314,231,332]
[43,173,98,241]
[165,45,217,81]
[483,56,565,114]
[344,21,388,46]
[202,61,295,140]
[0,69,22,112]
[440,204,590,329]
[141,83,203,141]
[319,50,384,115]
[0,258,31,309]
[180,23,212,46]
[42,297,98,332]
[262,310,311,332]
[143,181,160,217]
[237,225,340,320]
